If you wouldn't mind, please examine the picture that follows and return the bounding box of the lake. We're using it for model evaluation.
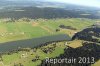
[0,34,71,52]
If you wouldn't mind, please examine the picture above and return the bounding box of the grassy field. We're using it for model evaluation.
[68,40,83,48]
[92,60,100,66]
[2,42,66,66]
[0,18,95,43]
[0,18,98,66]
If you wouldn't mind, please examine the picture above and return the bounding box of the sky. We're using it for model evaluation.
[47,0,100,7]
[6,0,100,8]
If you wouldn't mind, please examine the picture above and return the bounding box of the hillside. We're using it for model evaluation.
[72,25,100,43]
[41,25,100,66]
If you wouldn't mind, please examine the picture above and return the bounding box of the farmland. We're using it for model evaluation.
[0,18,98,66]
[0,0,99,66]
[0,18,95,43]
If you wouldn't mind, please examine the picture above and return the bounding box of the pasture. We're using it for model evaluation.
[0,18,95,43]
[0,18,98,66]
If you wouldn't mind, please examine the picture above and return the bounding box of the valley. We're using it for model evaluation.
[0,0,100,66]
[0,18,99,66]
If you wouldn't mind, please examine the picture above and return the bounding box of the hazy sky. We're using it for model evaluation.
[47,0,100,7]
[7,0,100,7]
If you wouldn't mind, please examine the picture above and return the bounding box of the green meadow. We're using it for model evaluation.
[0,18,99,66]
[0,18,95,43]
